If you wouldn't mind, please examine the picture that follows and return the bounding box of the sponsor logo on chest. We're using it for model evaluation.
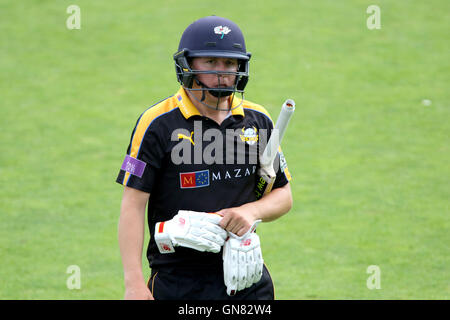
[179,166,256,189]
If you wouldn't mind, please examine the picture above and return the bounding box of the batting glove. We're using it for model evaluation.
[154,210,227,254]
[223,220,264,296]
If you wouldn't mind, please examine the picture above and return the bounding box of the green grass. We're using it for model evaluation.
[1,0,448,299]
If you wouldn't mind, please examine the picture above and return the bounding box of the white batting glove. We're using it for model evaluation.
[223,220,264,296]
[154,210,227,254]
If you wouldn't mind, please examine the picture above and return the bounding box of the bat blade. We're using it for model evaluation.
[255,99,295,199]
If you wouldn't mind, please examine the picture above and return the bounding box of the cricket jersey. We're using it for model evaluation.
[116,86,291,269]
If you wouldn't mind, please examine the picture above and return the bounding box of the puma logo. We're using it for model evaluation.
[177,132,195,146]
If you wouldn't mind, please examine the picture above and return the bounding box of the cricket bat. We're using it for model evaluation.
[255,99,295,199]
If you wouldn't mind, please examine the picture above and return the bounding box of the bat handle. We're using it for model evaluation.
[283,99,296,110]
[260,99,296,167]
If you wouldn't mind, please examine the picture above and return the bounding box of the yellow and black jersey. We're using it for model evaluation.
[116,86,291,269]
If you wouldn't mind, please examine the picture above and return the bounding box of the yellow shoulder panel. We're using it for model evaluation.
[242,100,274,122]
[129,97,177,158]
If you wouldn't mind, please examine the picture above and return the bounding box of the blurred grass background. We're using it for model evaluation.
[0,0,448,299]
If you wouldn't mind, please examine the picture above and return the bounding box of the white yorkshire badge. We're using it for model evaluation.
[214,26,231,38]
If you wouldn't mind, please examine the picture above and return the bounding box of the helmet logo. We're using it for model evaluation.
[214,26,231,39]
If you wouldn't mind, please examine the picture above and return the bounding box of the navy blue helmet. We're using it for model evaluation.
[174,16,251,105]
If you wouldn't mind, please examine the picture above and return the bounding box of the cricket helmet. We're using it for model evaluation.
[173,16,251,107]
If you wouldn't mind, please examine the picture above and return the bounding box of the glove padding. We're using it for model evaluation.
[223,220,264,296]
[155,210,227,254]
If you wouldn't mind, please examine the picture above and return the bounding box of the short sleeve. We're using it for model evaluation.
[116,114,166,193]
[272,146,291,189]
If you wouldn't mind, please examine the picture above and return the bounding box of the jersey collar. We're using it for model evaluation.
[176,86,245,119]
[230,95,245,117]
[176,87,202,119]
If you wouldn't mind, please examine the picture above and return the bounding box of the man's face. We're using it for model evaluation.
[190,57,239,96]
